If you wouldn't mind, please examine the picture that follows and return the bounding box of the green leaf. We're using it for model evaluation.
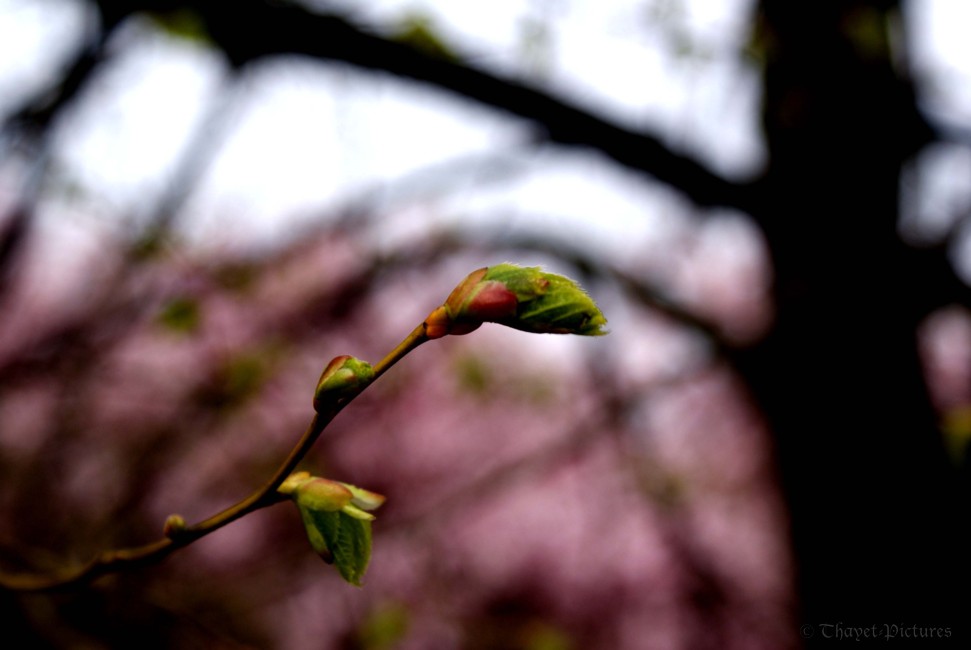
[280,474,384,585]
[482,264,608,336]
[298,505,335,563]
[298,504,373,585]
[331,512,373,586]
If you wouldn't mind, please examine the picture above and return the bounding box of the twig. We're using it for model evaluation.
[0,260,604,590]
[0,323,431,591]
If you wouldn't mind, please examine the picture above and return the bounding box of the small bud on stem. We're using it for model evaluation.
[313,355,374,411]
[163,514,187,539]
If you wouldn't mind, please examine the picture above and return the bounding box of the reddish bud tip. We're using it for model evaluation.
[457,281,518,322]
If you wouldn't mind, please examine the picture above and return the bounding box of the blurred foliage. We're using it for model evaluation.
[391,13,458,62]
[353,601,410,650]
[941,406,971,466]
[840,5,891,62]
[156,296,201,334]
[148,8,211,44]
[453,352,493,396]
[451,351,556,405]
[197,350,273,409]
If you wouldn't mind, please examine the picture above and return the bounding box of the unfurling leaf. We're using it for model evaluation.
[341,482,387,511]
[425,263,608,338]
[279,472,385,585]
[297,506,372,584]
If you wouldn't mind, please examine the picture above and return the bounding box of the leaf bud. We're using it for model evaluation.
[163,514,187,539]
[279,473,385,584]
[294,478,355,512]
[313,355,374,411]
[425,263,607,338]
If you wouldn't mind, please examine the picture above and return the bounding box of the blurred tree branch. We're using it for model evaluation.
[5,0,968,321]
[193,0,758,211]
[106,0,971,322]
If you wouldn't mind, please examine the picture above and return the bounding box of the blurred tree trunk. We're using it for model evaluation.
[742,1,969,636]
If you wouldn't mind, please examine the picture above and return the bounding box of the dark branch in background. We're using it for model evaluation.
[179,0,759,215]
[11,0,957,318]
[180,0,971,322]
[0,200,31,301]
[2,17,107,135]
[0,3,122,301]
[62,0,938,224]
[2,0,961,324]
[906,241,971,316]
[137,71,241,242]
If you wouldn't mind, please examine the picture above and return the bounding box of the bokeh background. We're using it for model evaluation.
[2,1,970,648]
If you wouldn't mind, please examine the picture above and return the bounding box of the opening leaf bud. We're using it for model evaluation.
[294,478,355,512]
[426,263,607,338]
[279,473,385,585]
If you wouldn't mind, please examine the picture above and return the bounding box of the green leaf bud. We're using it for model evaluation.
[280,473,385,584]
[279,474,386,514]
[313,355,374,411]
[294,478,355,512]
[425,264,607,338]
[444,268,519,325]
[484,264,608,336]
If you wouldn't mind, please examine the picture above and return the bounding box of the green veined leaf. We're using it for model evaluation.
[298,503,374,585]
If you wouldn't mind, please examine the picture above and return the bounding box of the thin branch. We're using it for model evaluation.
[0,413,314,591]
[0,320,430,591]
